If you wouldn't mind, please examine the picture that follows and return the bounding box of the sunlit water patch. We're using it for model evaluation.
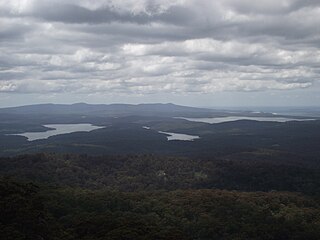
[178,116,315,124]
[9,124,104,141]
[143,126,199,141]
[158,131,200,141]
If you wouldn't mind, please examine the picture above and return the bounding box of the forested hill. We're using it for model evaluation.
[1,153,320,239]
[1,153,320,194]
[2,178,320,240]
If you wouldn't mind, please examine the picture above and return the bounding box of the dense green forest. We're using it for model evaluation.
[1,153,320,193]
[1,153,320,239]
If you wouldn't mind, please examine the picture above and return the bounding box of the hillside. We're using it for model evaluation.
[1,104,320,239]
[1,153,320,240]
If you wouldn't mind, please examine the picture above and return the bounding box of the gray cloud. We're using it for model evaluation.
[0,0,319,105]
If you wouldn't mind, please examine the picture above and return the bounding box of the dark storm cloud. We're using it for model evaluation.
[0,0,319,95]
[6,1,194,25]
[0,19,34,42]
[35,3,157,24]
[226,0,320,15]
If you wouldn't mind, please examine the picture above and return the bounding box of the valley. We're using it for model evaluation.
[1,103,320,239]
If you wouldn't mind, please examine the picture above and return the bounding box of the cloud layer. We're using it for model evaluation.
[0,0,319,98]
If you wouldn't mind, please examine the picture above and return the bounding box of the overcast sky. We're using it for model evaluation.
[1,0,320,107]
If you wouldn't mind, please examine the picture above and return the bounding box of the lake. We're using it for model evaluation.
[11,124,104,141]
[158,131,200,141]
[178,116,315,124]
[143,126,200,141]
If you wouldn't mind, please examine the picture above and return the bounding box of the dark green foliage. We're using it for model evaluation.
[0,178,67,240]
[48,188,320,240]
[1,153,320,239]
[1,153,320,194]
[1,178,320,240]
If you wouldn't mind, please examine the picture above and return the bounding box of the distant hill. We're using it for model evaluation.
[0,103,213,116]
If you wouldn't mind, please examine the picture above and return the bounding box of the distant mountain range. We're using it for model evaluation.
[0,103,215,117]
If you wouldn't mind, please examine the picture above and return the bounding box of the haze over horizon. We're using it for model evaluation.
[1,0,320,107]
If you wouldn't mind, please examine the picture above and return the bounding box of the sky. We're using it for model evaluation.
[0,0,320,107]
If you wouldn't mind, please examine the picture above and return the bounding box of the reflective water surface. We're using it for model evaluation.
[158,131,200,141]
[11,124,104,141]
[178,116,315,124]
